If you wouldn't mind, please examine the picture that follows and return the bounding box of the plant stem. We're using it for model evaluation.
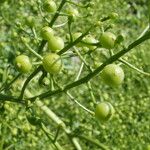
[111,49,150,76]
[75,62,84,81]
[31,27,39,42]
[68,18,73,42]
[19,66,42,100]
[66,91,94,115]
[41,123,64,150]
[51,76,94,115]
[71,138,82,150]
[21,38,43,60]
[0,73,21,92]
[0,94,24,104]
[57,25,95,55]
[53,21,68,28]
[87,82,96,104]
[53,126,61,143]
[74,46,92,71]
[137,24,150,39]
[119,58,150,76]
[77,135,109,150]
[49,0,67,27]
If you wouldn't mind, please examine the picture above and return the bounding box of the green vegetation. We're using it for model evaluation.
[0,0,150,149]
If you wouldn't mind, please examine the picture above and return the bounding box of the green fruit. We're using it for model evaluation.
[25,16,36,27]
[82,36,98,50]
[67,6,79,20]
[95,102,115,122]
[42,53,62,74]
[15,55,32,73]
[100,64,124,87]
[99,32,116,49]
[41,26,54,40]
[48,36,64,52]
[43,0,57,13]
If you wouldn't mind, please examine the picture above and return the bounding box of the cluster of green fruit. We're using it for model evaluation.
[41,26,64,52]
[15,26,64,74]
[14,22,125,122]
[41,26,64,74]
[15,53,62,75]
[95,32,124,122]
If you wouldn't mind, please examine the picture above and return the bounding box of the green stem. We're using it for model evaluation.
[50,75,55,90]
[51,77,94,115]
[0,93,17,101]
[37,40,47,53]
[49,0,67,27]
[53,21,68,28]
[80,41,101,47]
[19,26,35,38]
[110,49,150,77]
[57,25,95,55]
[0,93,24,104]
[0,73,21,92]
[37,2,49,23]
[71,138,82,150]
[119,58,150,76]
[21,37,43,60]
[41,124,64,150]
[104,24,113,32]
[57,12,70,17]
[74,46,92,71]
[77,135,109,150]
[68,18,73,42]
[53,126,61,143]
[66,92,94,115]
[38,69,47,86]
[19,66,42,100]
[75,62,84,81]
[32,61,42,65]
[87,82,96,104]
[31,27,38,40]
[137,24,149,39]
